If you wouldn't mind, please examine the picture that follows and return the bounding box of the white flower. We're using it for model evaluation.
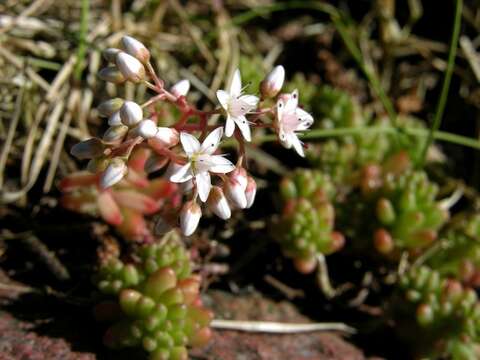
[275,89,314,157]
[216,69,259,141]
[169,127,235,202]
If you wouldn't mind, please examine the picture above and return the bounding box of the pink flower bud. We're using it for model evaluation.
[98,67,126,84]
[170,79,190,98]
[98,98,124,117]
[100,158,127,189]
[70,138,104,159]
[224,176,247,209]
[245,176,257,208]
[208,186,231,220]
[147,127,179,149]
[107,111,122,126]
[136,119,158,139]
[260,65,285,98]
[102,48,121,63]
[115,52,145,83]
[120,101,143,127]
[102,125,129,144]
[180,200,201,236]
[121,36,150,64]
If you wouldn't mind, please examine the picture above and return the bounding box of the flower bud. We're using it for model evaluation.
[102,48,121,63]
[115,52,145,83]
[98,66,126,84]
[121,36,150,64]
[208,186,231,220]
[136,119,158,139]
[224,176,247,209]
[100,158,127,189]
[148,127,179,149]
[170,79,190,98]
[180,200,201,236]
[260,65,285,98]
[102,125,129,144]
[108,111,122,126]
[120,101,143,127]
[87,157,109,173]
[245,176,257,208]
[70,138,104,159]
[98,98,124,117]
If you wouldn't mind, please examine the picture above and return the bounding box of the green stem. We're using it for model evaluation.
[418,0,462,166]
[247,126,480,151]
[74,0,90,81]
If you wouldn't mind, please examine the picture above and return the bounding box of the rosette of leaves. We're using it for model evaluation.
[306,86,392,183]
[372,169,448,256]
[428,214,480,286]
[394,265,480,359]
[275,169,344,273]
[94,232,212,360]
[61,148,180,242]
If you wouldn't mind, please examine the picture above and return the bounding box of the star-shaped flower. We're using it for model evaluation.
[216,69,259,141]
[170,127,235,202]
[275,89,314,157]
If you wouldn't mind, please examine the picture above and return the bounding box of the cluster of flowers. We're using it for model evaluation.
[70,35,314,237]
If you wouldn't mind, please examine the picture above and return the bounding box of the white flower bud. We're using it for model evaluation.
[170,79,190,98]
[98,98,124,117]
[115,52,145,83]
[119,101,143,127]
[100,158,127,189]
[121,36,150,64]
[87,157,109,173]
[180,200,202,236]
[230,167,248,190]
[208,186,231,220]
[102,125,129,144]
[102,48,121,63]
[108,111,122,126]
[260,65,285,98]
[148,127,179,148]
[70,138,104,159]
[224,176,247,209]
[136,119,158,139]
[98,66,126,84]
[245,176,257,208]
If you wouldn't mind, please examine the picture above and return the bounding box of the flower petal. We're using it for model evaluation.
[170,162,193,183]
[279,130,292,149]
[290,134,305,157]
[208,155,235,174]
[229,69,242,96]
[195,172,212,202]
[200,127,223,154]
[234,116,251,142]
[284,89,299,113]
[216,90,230,110]
[238,94,259,108]
[180,132,201,156]
[294,108,314,130]
[225,115,235,137]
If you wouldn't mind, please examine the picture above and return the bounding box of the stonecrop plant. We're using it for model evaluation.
[69,35,314,238]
